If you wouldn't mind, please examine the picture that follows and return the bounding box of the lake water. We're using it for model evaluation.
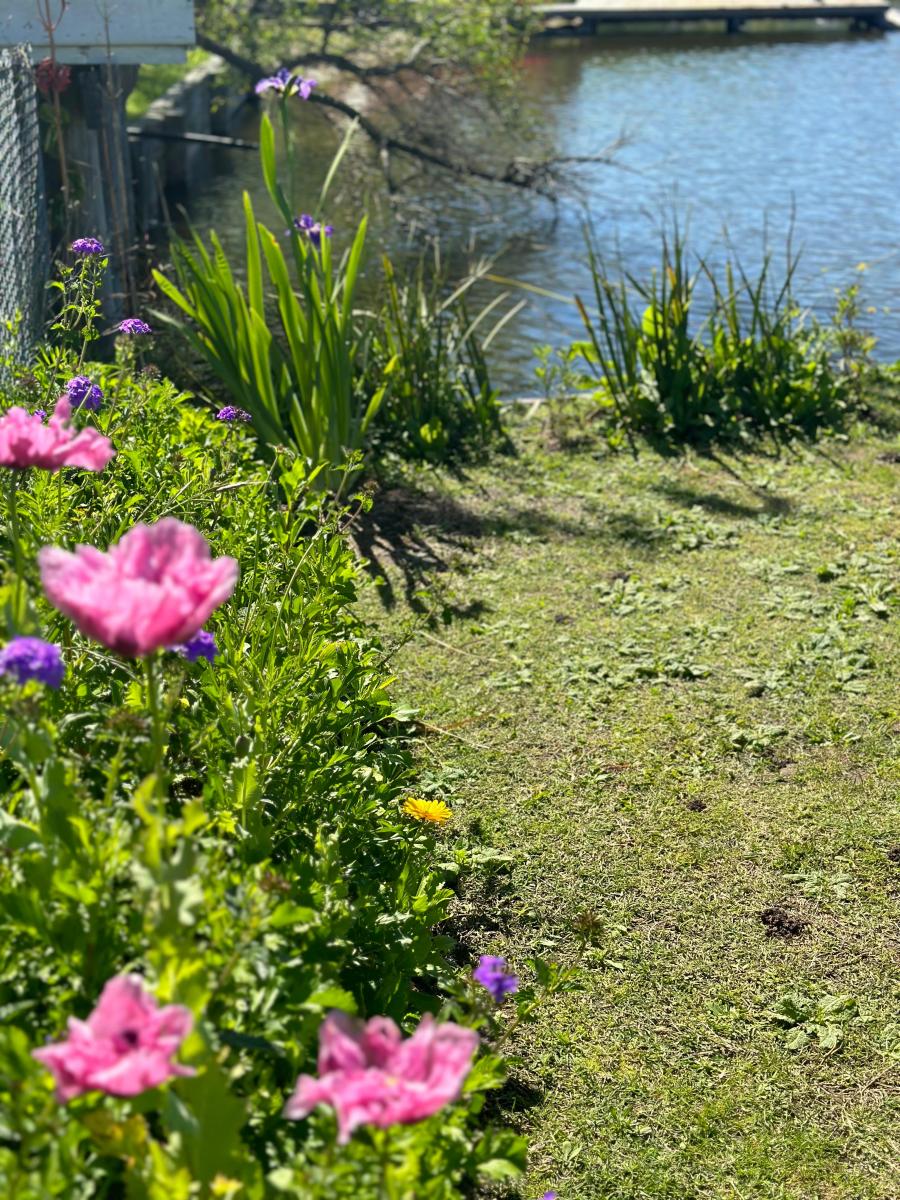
[190,29,900,393]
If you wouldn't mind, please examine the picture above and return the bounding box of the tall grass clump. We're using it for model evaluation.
[369,253,511,465]
[572,227,860,451]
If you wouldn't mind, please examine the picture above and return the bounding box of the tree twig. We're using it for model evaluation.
[196,34,615,197]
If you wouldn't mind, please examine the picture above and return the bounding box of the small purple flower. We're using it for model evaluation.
[292,214,334,248]
[171,630,217,664]
[71,237,105,256]
[215,406,252,423]
[0,637,65,688]
[473,955,518,1004]
[255,67,316,99]
[541,1193,558,1199]
[117,318,152,336]
[65,376,103,412]
[33,409,46,421]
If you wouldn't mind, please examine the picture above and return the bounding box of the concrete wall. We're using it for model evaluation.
[130,56,251,234]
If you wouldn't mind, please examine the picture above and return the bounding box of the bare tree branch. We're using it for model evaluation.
[197,34,617,198]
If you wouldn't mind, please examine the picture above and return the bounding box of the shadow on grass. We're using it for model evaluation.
[352,485,489,612]
[650,480,792,519]
[353,478,723,609]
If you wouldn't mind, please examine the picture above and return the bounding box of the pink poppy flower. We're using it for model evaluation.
[284,1011,479,1143]
[32,974,194,1102]
[0,397,114,472]
[39,518,239,657]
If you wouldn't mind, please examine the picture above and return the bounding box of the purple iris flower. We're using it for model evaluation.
[117,318,152,335]
[473,955,518,1003]
[171,630,217,664]
[71,237,105,256]
[0,637,65,688]
[255,67,316,99]
[292,214,334,248]
[215,406,252,423]
[65,375,103,411]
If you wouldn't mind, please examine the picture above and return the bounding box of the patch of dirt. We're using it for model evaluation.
[886,846,900,864]
[760,906,808,938]
[685,798,707,812]
[876,451,900,464]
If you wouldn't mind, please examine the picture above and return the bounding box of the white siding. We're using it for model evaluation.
[1,0,196,64]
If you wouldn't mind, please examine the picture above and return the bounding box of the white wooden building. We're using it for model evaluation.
[1,0,195,64]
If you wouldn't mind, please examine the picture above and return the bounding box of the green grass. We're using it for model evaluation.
[358,415,900,1199]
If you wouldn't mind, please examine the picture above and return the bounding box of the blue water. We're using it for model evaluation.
[488,31,900,386]
[191,30,900,392]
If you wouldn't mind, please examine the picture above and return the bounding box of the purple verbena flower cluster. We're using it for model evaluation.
[293,214,334,248]
[71,237,105,256]
[117,318,152,336]
[255,67,316,99]
[171,630,218,663]
[65,376,104,412]
[473,955,518,1003]
[0,637,65,688]
[216,406,252,423]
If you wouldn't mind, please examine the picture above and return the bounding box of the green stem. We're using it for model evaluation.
[377,1129,391,1200]
[6,473,27,630]
[144,655,167,793]
[280,98,295,214]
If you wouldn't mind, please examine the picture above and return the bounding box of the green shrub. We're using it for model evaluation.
[369,254,509,465]
[571,227,859,450]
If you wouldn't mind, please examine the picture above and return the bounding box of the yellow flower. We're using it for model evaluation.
[211,1178,243,1198]
[403,796,452,825]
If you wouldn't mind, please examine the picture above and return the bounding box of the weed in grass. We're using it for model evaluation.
[784,869,854,903]
[767,992,862,1051]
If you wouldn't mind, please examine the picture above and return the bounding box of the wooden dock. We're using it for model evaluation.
[536,0,895,34]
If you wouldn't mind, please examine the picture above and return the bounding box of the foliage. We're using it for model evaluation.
[767,992,862,1051]
[369,254,509,465]
[567,227,867,451]
[199,0,534,109]
[0,272,527,1193]
[155,114,509,486]
[154,116,382,495]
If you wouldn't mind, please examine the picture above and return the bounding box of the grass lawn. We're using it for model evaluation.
[357,417,900,1199]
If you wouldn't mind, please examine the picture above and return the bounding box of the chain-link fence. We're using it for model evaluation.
[0,45,48,379]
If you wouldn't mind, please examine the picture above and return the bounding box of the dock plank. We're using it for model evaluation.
[537,0,893,25]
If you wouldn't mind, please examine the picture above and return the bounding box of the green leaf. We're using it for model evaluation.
[171,1064,247,1184]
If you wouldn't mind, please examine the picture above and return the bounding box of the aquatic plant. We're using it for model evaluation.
[572,226,858,450]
